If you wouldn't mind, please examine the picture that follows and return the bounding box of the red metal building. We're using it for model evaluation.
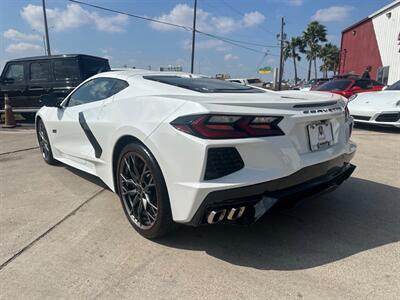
[339,18,382,80]
[339,1,400,85]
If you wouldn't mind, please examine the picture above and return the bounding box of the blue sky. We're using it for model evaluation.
[0,0,390,80]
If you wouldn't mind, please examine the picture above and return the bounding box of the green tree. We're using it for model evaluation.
[283,37,304,85]
[302,21,327,81]
[319,43,340,78]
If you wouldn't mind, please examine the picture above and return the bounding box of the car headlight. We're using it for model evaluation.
[348,94,358,102]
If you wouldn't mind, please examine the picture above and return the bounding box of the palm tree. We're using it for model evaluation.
[302,21,327,81]
[283,37,304,85]
[319,43,340,78]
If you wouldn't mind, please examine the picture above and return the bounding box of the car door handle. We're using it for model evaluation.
[29,87,45,91]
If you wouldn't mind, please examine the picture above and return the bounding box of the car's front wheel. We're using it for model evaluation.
[116,142,174,239]
[37,119,57,165]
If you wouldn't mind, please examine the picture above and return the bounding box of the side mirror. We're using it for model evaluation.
[39,93,63,108]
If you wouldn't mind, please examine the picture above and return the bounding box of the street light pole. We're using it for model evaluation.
[42,0,51,56]
[278,17,285,91]
[190,0,197,73]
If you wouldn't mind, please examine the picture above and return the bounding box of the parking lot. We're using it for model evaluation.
[0,126,399,299]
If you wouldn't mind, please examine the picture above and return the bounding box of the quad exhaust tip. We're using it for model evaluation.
[207,206,246,224]
[227,206,246,221]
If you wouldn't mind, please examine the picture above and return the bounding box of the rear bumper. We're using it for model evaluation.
[188,153,355,226]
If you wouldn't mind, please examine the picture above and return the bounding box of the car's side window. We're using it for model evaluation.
[109,79,129,96]
[67,78,115,107]
[30,61,51,81]
[4,64,25,82]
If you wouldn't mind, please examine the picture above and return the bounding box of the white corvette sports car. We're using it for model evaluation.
[36,69,356,238]
[348,80,400,128]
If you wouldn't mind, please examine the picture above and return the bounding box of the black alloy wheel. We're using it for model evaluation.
[37,119,57,165]
[117,142,173,239]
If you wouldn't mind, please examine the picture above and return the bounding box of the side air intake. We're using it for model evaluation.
[204,147,244,180]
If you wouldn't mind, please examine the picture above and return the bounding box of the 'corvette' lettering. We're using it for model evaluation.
[303,106,342,114]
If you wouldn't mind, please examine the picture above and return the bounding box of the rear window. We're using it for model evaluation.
[54,59,79,81]
[386,80,400,90]
[317,80,352,91]
[143,76,264,93]
[81,58,111,79]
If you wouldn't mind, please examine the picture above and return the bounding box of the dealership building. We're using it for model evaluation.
[339,0,400,85]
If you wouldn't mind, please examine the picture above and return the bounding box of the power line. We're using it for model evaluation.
[68,0,191,31]
[198,31,273,54]
[201,34,279,49]
[67,0,279,54]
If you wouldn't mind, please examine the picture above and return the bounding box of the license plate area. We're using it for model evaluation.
[307,120,334,151]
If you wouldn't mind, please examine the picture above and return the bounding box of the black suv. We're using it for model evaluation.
[0,54,110,119]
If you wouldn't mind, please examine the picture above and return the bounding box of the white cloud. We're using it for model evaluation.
[242,11,265,27]
[5,42,42,54]
[151,4,265,34]
[20,3,128,33]
[151,4,210,31]
[90,12,129,33]
[3,29,42,42]
[311,6,354,22]
[211,16,236,33]
[224,53,239,61]
[288,0,303,6]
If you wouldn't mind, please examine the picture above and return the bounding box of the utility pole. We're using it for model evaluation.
[278,17,285,91]
[190,0,197,73]
[42,0,51,56]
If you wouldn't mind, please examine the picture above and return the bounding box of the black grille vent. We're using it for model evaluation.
[205,148,244,180]
[353,115,370,121]
[375,113,400,122]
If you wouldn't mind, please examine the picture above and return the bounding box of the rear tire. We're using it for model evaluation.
[116,142,174,239]
[37,119,57,165]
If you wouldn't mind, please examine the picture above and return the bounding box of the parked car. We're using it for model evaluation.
[299,78,330,91]
[348,80,400,128]
[227,78,265,88]
[0,54,110,119]
[36,69,356,238]
[314,78,384,98]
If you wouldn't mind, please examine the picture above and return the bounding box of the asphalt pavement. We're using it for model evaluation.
[0,125,399,299]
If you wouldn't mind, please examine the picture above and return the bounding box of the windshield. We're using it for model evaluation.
[386,80,400,91]
[143,76,264,93]
[317,80,352,91]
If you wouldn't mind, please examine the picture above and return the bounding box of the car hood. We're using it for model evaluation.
[349,91,400,110]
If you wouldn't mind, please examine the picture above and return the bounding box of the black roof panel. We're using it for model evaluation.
[8,54,108,62]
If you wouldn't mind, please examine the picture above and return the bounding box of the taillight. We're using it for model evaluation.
[170,114,284,139]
